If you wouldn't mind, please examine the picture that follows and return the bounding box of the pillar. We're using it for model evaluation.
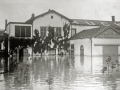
[17,49,19,63]
[55,48,58,55]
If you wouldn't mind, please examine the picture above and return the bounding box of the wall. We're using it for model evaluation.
[1,42,4,50]
[33,12,70,37]
[70,39,91,56]
[70,38,120,56]
[93,38,120,55]
[6,25,9,34]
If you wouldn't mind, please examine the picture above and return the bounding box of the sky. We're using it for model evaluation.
[0,0,120,29]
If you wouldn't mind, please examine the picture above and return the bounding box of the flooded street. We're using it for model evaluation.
[0,55,120,90]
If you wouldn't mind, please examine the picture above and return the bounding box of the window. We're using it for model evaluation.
[15,26,31,37]
[51,15,53,19]
[40,27,46,37]
[15,26,20,37]
[71,44,74,55]
[71,44,74,49]
[56,27,61,37]
[21,26,25,37]
[71,28,76,36]
[26,26,31,37]
[80,45,84,56]
[40,26,61,37]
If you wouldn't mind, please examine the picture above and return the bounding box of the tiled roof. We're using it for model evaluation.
[70,26,120,40]
[25,10,120,29]
[26,10,72,24]
[71,19,120,28]
[70,28,100,40]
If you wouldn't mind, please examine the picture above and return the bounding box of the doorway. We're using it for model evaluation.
[80,45,84,56]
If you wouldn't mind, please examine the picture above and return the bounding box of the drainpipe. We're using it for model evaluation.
[8,24,10,55]
[90,37,93,73]
[8,23,10,72]
[31,23,33,56]
[90,37,92,61]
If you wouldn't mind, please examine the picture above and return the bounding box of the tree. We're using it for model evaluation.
[33,27,55,55]
[33,29,44,55]
[57,23,70,53]
[3,33,34,57]
[32,23,70,55]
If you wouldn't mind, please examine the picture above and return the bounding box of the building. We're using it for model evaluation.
[0,29,5,56]
[5,9,120,56]
[6,10,72,55]
[0,29,4,50]
[70,26,120,55]
[5,21,32,56]
[70,17,120,61]
[6,22,32,38]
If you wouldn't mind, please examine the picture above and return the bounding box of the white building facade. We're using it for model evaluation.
[70,26,120,62]
[5,10,120,56]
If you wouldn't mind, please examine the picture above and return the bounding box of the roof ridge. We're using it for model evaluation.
[71,19,119,22]
[26,9,71,24]
[70,27,100,40]
[93,26,120,38]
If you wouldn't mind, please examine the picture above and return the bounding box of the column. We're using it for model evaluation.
[17,49,19,63]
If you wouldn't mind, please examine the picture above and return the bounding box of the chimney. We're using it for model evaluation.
[31,13,35,19]
[48,9,51,12]
[5,19,7,30]
[112,16,115,22]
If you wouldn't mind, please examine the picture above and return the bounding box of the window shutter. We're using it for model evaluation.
[15,26,20,37]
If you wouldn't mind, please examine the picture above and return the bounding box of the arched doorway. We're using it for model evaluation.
[80,45,84,56]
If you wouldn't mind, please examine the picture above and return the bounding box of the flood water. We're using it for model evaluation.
[0,55,120,90]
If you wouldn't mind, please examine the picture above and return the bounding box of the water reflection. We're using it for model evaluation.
[80,55,84,65]
[0,55,120,90]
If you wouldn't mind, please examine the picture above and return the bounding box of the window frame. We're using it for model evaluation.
[15,26,31,37]
[51,15,53,19]
[26,26,31,37]
[40,26,47,37]
[71,44,74,49]
[71,28,76,36]
[56,27,61,37]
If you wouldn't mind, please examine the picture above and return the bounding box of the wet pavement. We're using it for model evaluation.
[0,55,120,90]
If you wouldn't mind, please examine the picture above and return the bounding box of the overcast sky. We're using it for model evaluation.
[0,0,120,29]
